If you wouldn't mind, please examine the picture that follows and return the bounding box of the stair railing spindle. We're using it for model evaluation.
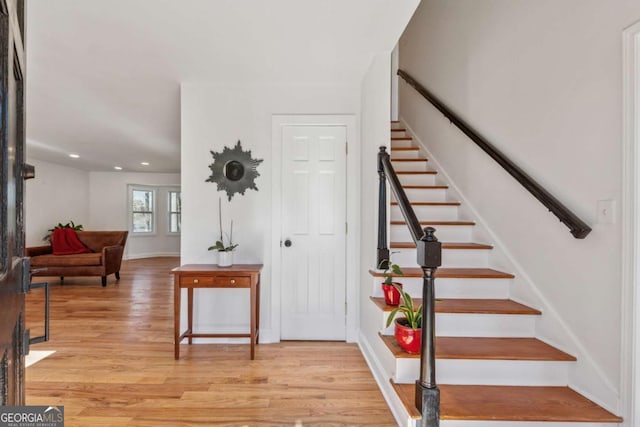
[377,145,442,427]
[377,147,390,269]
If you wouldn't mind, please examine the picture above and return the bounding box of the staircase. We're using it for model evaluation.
[359,121,623,427]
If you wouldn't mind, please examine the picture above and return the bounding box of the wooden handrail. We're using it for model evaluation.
[397,69,591,239]
[379,147,424,244]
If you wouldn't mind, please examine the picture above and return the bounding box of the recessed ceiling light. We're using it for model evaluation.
[140,162,150,166]
[114,166,123,170]
[69,154,80,159]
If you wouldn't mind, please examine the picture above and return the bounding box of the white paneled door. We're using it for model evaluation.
[280,125,347,340]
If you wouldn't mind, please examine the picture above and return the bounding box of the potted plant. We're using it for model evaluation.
[378,258,403,306]
[385,285,422,354]
[208,199,238,267]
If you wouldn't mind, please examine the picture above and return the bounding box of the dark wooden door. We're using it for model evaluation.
[0,0,27,406]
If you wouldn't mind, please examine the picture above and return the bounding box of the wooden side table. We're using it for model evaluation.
[171,264,262,360]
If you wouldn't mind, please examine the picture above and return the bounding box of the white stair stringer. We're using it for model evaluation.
[359,299,417,427]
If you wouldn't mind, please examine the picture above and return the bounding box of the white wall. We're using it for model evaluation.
[181,83,360,342]
[25,159,90,246]
[399,0,640,412]
[178,0,418,346]
[359,53,392,336]
[89,172,180,259]
[25,161,181,258]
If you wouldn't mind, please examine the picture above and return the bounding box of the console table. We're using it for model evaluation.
[171,264,262,360]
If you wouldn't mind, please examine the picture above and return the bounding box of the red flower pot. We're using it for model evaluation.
[394,317,422,354]
[382,282,402,306]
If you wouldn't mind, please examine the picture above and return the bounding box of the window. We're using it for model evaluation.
[132,188,154,233]
[168,191,181,233]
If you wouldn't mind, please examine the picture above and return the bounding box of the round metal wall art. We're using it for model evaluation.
[205,140,263,201]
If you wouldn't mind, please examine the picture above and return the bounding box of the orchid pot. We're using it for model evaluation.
[217,250,233,267]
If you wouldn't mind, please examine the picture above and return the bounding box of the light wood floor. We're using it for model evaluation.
[25,257,395,427]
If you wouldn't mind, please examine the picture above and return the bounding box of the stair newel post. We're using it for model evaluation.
[415,226,442,427]
[377,146,390,269]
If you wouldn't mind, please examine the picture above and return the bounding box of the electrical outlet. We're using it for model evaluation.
[597,199,616,224]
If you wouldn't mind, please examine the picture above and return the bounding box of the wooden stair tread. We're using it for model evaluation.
[391,146,419,150]
[395,171,437,175]
[380,335,576,361]
[390,220,475,226]
[369,267,515,279]
[391,201,459,205]
[393,382,622,422]
[370,297,541,315]
[391,137,413,141]
[391,380,422,419]
[391,242,492,250]
[391,128,406,132]
[390,158,428,162]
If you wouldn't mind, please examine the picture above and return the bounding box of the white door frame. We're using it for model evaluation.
[621,19,640,427]
[271,115,360,343]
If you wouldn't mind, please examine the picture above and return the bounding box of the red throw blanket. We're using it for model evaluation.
[52,228,92,255]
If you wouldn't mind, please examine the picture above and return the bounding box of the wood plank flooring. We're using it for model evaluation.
[25,257,395,427]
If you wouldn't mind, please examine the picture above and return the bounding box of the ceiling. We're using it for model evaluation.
[25,0,416,173]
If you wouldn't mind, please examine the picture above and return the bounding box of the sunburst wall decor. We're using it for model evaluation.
[205,140,263,201]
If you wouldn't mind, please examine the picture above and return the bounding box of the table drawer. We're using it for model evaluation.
[180,276,215,287]
[212,276,250,287]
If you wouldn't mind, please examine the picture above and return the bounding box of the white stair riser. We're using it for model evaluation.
[391,160,429,172]
[392,188,447,201]
[391,224,472,242]
[392,248,489,268]
[390,149,422,159]
[371,277,511,300]
[391,140,413,148]
[436,313,536,337]
[380,312,537,338]
[391,204,457,220]
[397,173,438,186]
[394,359,570,386]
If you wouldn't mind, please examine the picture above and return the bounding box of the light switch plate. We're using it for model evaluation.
[597,199,616,224]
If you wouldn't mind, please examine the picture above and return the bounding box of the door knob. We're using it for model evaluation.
[284,239,292,247]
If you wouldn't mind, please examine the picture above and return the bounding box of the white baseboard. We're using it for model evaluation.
[124,252,179,260]
[359,330,413,427]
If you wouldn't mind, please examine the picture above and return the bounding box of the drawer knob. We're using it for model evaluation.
[193,279,199,284]
[230,279,236,285]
